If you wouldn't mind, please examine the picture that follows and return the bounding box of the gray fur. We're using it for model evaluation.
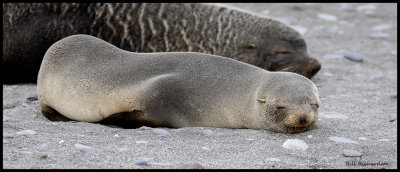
[4,3,320,83]
[37,35,320,133]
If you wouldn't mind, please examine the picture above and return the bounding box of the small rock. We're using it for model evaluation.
[39,155,48,159]
[372,24,391,31]
[136,140,148,144]
[356,4,376,11]
[59,140,65,144]
[318,13,338,21]
[358,137,367,141]
[3,133,14,138]
[138,126,152,130]
[378,139,390,142]
[343,51,363,62]
[329,136,359,144]
[369,74,383,80]
[75,143,96,155]
[389,114,397,122]
[114,134,120,138]
[16,130,37,135]
[343,149,362,157]
[323,72,333,77]
[391,50,397,55]
[202,147,211,151]
[320,112,348,119]
[370,32,389,39]
[43,164,56,168]
[152,128,169,137]
[27,96,38,101]
[307,135,313,139]
[40,143,48,149]
[282,139,308,151]
[118,147,129,152]
[266,158,281,162]
[383,107,396,111]
[135,157,151,165]
[202,129,213,136]
[338,7,355,12]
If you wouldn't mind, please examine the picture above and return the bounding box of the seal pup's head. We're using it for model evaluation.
[258,72,320,133]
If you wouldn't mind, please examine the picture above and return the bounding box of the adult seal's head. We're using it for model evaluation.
[37,34,320,133]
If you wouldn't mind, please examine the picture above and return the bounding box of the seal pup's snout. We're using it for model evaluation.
[299,114,307,124]
[306,57,321,78]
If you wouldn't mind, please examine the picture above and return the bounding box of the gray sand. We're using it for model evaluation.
[2,3,397,169]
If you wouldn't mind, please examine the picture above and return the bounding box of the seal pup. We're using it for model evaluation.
[37,34,320,133]
[4,3,321,84]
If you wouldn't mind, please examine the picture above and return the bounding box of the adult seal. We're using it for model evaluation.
[4,3,321,84]
[37,34,320,133]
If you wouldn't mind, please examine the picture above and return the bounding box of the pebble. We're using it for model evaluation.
[202,129,214,136]
[202,147,211,151]
[152,128,170,137]
[328,136,359,144]
[136,140,148,144]
[369,74,383,80]
[343,149,362,157]
[40,143,48,149]
[370,32,389,39]
[43,164,56,168]
[135,157,151,165]
[383,107,396,111]
[378,139,390,142]
[114,134,120,138]
[318,13,338,21]
[343,51,363,62]
[59,140,65,144]
[358,137,367,141]
[391,50,397,55]
[75,143,96,155]
[320,112,348,119]
[356,4,376,11]
[323,72,333,77]
[389,114,397,122]
[16,130,37,135]
[266,158,281,162]
[27,96,38,101]
[307,135,313,139]
[338,7,355,12]
[372,24,391,31]
[282,139,308,151]
[3,133,14,138]
[118,147,129,152]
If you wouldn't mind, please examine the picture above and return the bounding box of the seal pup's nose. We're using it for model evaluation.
[299,115,307,124]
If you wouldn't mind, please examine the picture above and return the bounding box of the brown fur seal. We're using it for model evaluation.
[37,34,320,133]
[4,3,321,84]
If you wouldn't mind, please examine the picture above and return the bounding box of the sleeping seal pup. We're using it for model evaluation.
[37,34,320,133]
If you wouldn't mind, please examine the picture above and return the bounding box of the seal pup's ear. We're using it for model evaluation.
[257,98,266,103]
[248,43,257,49]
